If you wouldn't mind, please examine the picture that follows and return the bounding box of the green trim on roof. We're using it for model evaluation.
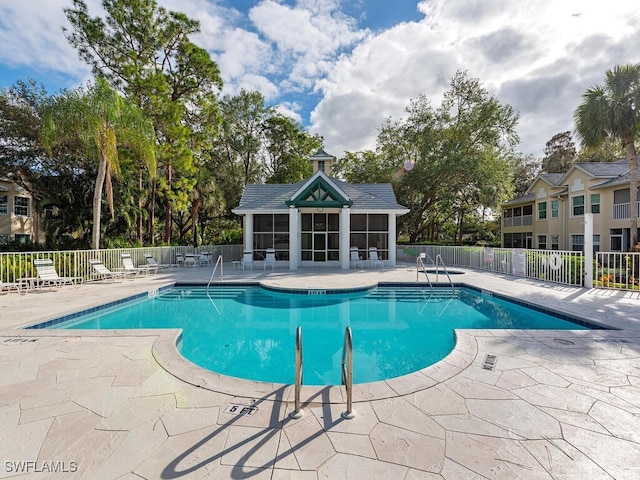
[286,175,352,208]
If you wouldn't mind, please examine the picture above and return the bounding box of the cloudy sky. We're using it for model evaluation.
[0,0,638,159]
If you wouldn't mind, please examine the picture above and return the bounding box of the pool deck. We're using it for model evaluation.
[1,264,640,479]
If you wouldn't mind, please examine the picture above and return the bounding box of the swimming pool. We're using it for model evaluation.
[36,284,599,385]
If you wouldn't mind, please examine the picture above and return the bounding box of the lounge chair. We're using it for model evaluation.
[144,254,176,270]
[241,251,254,270]
[263,248,276,270]
[368,247,385,269]
[122,253,157,275]
[89,259,129,282]
[1,280,23,294]
[350,247,363,269]
[32,259,82,288]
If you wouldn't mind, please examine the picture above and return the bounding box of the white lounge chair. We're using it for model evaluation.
[144,254,176,270]
[1,280,23,294]
[241,251,254,270]
[32,259,82,288]
[350,247,363,269]
[264,248,276,270]
[368,247,385,269]
[89,259,129,281]
[122,253,157,275]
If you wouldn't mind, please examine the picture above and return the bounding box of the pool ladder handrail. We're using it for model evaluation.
[417,253,455,290]
[206,255,224,291]
[291,326,304,418]
[341,326,355,419]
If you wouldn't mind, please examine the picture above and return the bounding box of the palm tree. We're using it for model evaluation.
[574,63,640,248]
[42,78,155,249]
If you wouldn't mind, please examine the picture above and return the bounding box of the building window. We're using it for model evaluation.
[537,201,547,220]
[593,234,600,253]
[571,195,584,216]
[537,235,547,249]
[503,232,532,248]
[0,195,8,215]
[0,234,8,244]
[551,235,559,250]
[253,214,289,261]
[503,205,532,227]
[317,160,325,172]
[610,228,623,252]
[14,234,31,244]
[551,200,559,218]
[571,234,584,252]
[590,194,600,214]
[350,213,389,260]
[14,196,29,216]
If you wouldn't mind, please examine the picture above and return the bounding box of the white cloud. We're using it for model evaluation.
[312,0,640,158]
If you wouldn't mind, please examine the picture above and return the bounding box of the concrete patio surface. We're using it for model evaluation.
[1,263,640,479]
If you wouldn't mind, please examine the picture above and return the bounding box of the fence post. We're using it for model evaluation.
[584,213,593,288]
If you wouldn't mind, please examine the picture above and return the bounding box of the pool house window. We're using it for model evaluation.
[253,214,289,261]
[350,214,389,260]
[301,213,340,261]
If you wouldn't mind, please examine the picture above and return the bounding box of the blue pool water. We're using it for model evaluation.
[44,285,594,385]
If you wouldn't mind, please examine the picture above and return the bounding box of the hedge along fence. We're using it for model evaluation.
[0,245,244,284]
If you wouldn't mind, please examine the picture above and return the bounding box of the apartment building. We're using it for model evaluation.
[502,160,639,252]
[0,177,44,245]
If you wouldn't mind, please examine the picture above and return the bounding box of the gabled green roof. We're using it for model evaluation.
[286,172,352,208]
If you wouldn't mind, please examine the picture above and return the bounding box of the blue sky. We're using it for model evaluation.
[0,0,638,158]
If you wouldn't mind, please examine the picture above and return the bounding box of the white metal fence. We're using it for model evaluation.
[594,251,640,291]
[0,245,244,285]
[398,245,585,288]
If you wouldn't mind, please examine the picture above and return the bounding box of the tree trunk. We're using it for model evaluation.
[164,163,172,244]
[149,179,156,245]
[192,197,201,248]
[136,168,143,243]
[92,156,108,250]
[625,137,638,249]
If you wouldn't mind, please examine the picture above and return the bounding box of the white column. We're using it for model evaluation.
[289,206,299,270]
[244,214,253,252]
[584,212,593,288]
[388,213,397,267]
[340,206,351,270]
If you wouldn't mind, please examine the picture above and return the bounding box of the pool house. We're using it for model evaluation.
[232,149,409,269]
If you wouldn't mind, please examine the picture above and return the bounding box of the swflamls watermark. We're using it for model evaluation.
[4,460,78,473]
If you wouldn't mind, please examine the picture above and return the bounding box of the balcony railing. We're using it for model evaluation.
[613,201,640,219]
[503,215,532,227]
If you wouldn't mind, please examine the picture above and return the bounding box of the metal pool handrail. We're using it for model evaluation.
[341,326,355,419]
[416,254,434,290]
[291,326,304,419]
[206,255,224,291]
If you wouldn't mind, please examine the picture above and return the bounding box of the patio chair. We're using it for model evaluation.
[368,247,385,269]
[121,253,157,275]
[145,254,176,270]
[89,259,130,282]
[264,248,276,270]
[32,259,82,288]
[241,251,254,271]
[350,247,363,269]
[1,280,23,294]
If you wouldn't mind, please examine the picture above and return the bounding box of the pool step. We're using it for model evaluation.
[157,288,248,300]
[369,288,459,302]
